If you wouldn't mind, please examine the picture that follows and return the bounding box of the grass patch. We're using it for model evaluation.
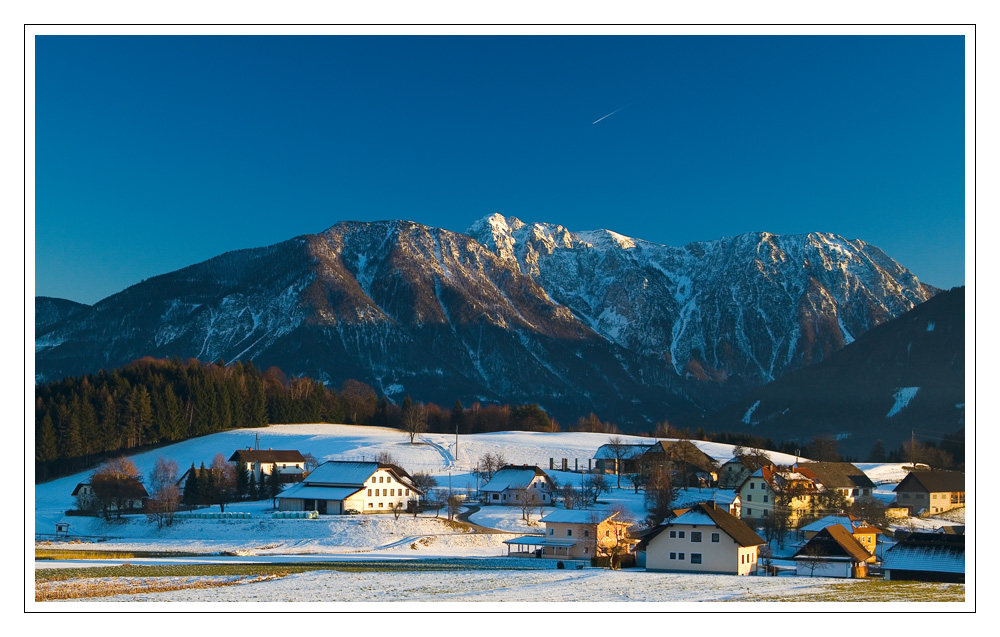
[745,579,965,603]
[36,549,206,561]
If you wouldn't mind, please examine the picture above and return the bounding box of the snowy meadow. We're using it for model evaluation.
[31,424,969,609]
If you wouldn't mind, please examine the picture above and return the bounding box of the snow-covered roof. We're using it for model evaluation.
[593,444,653,459]
[304,461,379,486]
[671,510,717,526]
[882,533,964,574]
[502,536,575,548]
[277,483,362,502]
[481,467,545,492]
[799,515,860,534]
[541,509,616,525]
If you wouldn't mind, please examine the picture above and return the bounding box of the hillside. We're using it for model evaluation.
[683,287,966,457]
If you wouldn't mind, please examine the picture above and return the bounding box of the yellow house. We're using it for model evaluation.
[737,465,818,526]
[503,509,633,560]
[641,501,765,575]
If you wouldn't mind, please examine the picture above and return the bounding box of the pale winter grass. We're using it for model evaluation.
[36,573,286,601]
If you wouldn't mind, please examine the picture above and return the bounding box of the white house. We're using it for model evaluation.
[642,501,765,575]
[792,524,873,578]
[481,465,554,506]
[276,461,422,515]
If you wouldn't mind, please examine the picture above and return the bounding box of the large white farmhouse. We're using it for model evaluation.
[277,461,423,515]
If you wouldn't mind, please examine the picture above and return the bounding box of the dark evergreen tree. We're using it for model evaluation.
[183,464,201,506]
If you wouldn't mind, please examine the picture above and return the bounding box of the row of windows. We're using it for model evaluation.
[367,488,410,496]
[668,530,721,543]
[668,552,702,564]
[744,494,767,502]
[370,475,394,484]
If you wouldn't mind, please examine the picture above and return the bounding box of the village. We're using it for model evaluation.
[35,423,966,601]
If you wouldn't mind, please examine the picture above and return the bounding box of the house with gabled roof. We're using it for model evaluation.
[480,465,554,506]
[737,465,819,525]
[799,514,881,561]
[593,443,654,475]
[276,461,422,515]
[892,470,965,515]
[792,524,874,578]
[640,501,765,575]
[229,448,307,483]
[882,532,964,582]
[503,509,633,560]
[795,461,876,505]
[717,452,772,490]
[640,440,719,487]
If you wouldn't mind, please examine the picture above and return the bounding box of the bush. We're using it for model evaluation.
[556,561,565,569]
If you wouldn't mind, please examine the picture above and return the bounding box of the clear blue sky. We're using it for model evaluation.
[34,35,966,305]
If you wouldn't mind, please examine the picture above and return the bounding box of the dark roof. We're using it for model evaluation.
[87,475,149,499]
[893,470,965,494]
[640,502,764,550]
[644,440,719,473]
[793,525,873,563]
[229,449,306,464]
[797,462,876,490]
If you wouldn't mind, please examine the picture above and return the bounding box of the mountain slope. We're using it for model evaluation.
[35,215,938,428]
[679,286,965,457]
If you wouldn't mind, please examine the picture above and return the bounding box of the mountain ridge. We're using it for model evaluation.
[35,215,937,429]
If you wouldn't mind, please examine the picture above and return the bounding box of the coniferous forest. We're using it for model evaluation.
[33,357,559,483]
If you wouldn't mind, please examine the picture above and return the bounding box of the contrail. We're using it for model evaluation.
[592,106,624,124]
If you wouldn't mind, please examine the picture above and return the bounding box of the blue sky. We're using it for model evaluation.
[34,35,966,305]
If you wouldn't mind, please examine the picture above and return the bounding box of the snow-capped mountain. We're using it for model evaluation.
[34,215,936,428]
[468,214,934,386]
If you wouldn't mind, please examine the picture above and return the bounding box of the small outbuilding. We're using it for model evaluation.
[882,532,964,583]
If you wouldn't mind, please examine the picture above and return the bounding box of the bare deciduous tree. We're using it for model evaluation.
[402,403,428,444]
[606,436,627,489]
[476,452,507,484]
[147,456,180,529]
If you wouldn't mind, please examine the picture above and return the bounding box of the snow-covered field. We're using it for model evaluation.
[31,424,970,610]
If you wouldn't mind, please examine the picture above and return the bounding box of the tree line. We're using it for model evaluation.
[34,357,558,482]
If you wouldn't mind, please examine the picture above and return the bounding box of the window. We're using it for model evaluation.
[584,547,589,554]
[368,503,373,508]
[746,508,752,516]
[567,529,573,537]
[691,532,702,542]
[746,494,752,502]
[405,490,410,496]
[367,489,372,496]
[678,531,685,539]
[711,533,720,543]
[669,530,677,538]
[390,489,395,496]
[606,530,610,538]
[763,495,768,502]
[750,482,755,489]
[669,552,676,560]
[584,530,590,537]
[691,553,702,564]
[379,503,384,508]
[678,553,685,560]
[549,528,554,536]
[763,510,768,517]
[379,477,384,483]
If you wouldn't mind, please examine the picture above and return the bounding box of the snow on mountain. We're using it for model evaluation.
[35,215,936,429]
